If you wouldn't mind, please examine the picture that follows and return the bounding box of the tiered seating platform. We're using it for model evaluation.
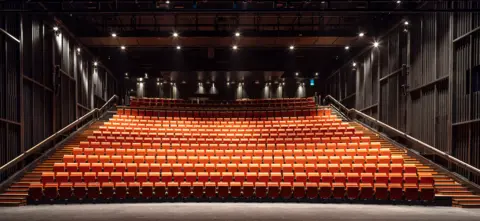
[28,98,435,203]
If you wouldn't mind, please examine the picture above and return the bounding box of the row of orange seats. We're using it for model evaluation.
[115,111,330,118]
[29,181,434,202]
[55,162,417,174]
[109,117,338,124]
[83,137,371,145]
[71,148,393,158]
[30,181,433,202]
[118,109,321,118]
[78,141,378,150]
[41,171,432,185]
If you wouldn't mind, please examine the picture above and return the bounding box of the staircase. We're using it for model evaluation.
[0,121,105,206]
[349,121,480,208]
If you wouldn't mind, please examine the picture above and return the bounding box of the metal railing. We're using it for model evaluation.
[324,95,480,178]
[0,95,118,175]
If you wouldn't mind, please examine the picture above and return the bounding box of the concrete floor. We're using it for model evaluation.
[1,203,479,221]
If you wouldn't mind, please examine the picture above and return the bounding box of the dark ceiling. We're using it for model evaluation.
[7,0,457,80]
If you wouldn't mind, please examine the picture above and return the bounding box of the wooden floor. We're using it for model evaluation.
[1,109,480,208]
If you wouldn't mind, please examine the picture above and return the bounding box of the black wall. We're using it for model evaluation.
[0,13,118,181]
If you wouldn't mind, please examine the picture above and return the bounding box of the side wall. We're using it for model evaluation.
[0,13,117,181]
[323,2,480,183]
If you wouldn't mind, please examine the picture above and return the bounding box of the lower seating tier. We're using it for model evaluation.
[29,182,435,202]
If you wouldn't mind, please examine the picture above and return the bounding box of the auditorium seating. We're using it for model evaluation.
[29,98,434,203]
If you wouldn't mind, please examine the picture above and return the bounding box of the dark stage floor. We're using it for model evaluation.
[1,203,479,221]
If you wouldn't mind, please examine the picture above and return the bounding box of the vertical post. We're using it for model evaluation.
[19,14,25,155]
[447,11,454,170]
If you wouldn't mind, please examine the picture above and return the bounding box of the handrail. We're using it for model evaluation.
[323,95,480,178]
[0,95,118,174]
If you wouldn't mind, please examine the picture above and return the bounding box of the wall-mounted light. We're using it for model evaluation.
[94,61,98,67]
[345,46,350,50]
[315,72,319,76]
[125,73,128,76]
[235,32,241,37]
[373,42,379,48]
[111,33,117,37]
[166,0,170,4]
[289,45,295,50]
[359,32,365,37]
[77,48,81,53]
[404,21,409,25]
[352,62,357,67]
[176,45,181,50]
[53,26,59,31]
[232,45,238,50]
[173,32,179,37]
[295,72,299,76]
[396,0,401,4]
[120,45,126,50]
[157,82,160,86]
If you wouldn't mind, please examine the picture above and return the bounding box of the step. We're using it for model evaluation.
[457,204,480,208]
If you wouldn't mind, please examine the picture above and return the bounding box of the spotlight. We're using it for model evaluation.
[352,62,357,67]
[289,45,295,50]
[173,32,178,37]
[111,33,117,37]
[176,45,181,50]
[345,46,350,50]
[232,45,238,50]
[94,61,98,67]
[373,42,379,47]
[359,32,365,37]
[235,32,241,37]
[53,26,59,31]
[120,45,126,50]
[404,21,409,25]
